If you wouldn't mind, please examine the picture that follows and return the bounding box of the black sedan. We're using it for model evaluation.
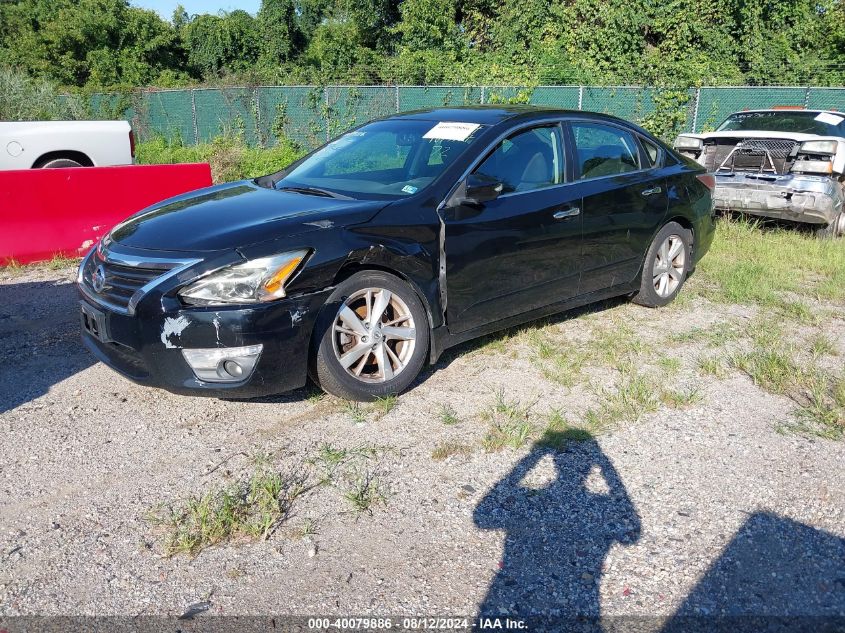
[78,107,715,401]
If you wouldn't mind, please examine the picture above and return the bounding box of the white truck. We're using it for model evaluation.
[0,120,135,170]
[674,109,845,237]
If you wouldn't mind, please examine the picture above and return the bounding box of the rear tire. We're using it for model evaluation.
[311,270,430,402]
[36,157,84,169]
[632,222,692,308]
[814,211,845,238]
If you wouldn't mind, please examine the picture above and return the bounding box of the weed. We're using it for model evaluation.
[481,388,536,451]
[438,404,459,425]
[46,253,77,270]
[659,386,704,408]
[148,465,305,556]
[343,469,386,515]
[536,410,593,450]
[810,333,837,358]
[431,441,473,461]
[698,355,729,379]
[656,356,682,373]
[792,373,845,440]
[298,517,318,539]
[343,401,368,424]
[372,395,398,418]
[580,370,659,431]
[732,347,802,395]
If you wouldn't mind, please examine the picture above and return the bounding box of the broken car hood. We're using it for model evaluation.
[683,130,844,143]
[110,181,388,252]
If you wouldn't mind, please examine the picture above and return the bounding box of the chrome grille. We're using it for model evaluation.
[81,250,173,313]
[704,138,799,174]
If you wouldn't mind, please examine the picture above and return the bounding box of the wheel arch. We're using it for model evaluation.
[32,150,94,168]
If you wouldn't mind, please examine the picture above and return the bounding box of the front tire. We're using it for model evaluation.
[311,270,430,402]
[632,222,692,308]
[814,211,845,238]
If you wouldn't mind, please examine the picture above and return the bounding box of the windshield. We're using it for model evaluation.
[717,111,845,136]
[275,119,485,200]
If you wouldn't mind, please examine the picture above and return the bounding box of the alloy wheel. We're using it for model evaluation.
[652,235,686,298]
[331,288,417,383]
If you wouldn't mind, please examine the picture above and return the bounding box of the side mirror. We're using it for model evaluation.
[464,173,504,205]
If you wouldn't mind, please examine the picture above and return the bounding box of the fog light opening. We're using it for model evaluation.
[222,359,244,378]
[181,344,263,383]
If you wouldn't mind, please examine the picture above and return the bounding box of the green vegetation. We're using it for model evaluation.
[148,463,305,556]
[481,389,535,451]
[135,135,303,183]
[343,469,387,515]
[431,441,473,460]
[2,0,844,95]
[438,404,460,426]
[694,217,845,305]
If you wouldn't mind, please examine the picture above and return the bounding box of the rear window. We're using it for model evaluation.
[717,111,845,136]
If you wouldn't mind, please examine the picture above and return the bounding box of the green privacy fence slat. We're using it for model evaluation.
[398,86,483,111]
[529,86,581,109]
[113,85,845,150]
[805,88,845,113]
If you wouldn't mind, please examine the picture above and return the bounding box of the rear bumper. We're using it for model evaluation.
[79,287,332,398]
[714,173,843,225]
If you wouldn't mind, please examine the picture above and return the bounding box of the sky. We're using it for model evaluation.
[131,1,261,20]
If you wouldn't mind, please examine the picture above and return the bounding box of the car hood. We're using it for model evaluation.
[683,131,843,142]
[110,181,388,252]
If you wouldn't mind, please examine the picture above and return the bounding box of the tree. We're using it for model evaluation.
[257,0,302,67]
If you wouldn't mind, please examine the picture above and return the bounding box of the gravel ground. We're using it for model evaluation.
[0,264,843,627]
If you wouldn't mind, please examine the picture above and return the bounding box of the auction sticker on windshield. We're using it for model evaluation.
[815,112,845,126]
[423,122,481,141]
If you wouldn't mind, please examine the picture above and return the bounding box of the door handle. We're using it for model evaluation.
[553,207,581,220]
[641,186,662,196]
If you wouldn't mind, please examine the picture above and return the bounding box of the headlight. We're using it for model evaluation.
[179,250,309,306]
[800,140,838,155]
[674,135,703,151]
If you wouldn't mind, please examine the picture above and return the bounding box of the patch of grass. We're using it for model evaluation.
[309,443,377,484]
[372,395,398,418]
[732,347,803,395]
[342,469,386,515]
[695,216,845,305]
[588,323,650,367]
[45,253,77,270]
[481,388,535,451]
[527,332,589,387]
[431,441,473,461]
[793,373,845,440]
[343,401,368,424]
[670,321,742,347]
[148,465,305,556]
[581,370,659,431]
[698,354,729,379]
[537,410,593,450]
[438,404,460,425]
[656,355,682,373]
[659,386,704,409]
[298,517,318,539]
[810,333,837,358]
[773,299,818,325]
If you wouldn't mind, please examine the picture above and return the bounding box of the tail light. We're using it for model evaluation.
[696,174,716,191]
[129,129,136,159]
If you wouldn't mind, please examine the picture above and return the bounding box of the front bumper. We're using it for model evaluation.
[714,173,844,225]
[79,288,332,398]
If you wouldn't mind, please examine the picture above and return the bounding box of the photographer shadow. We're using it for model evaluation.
[474,431,641,624]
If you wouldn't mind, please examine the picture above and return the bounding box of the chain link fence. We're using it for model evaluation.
[95,85,845,149]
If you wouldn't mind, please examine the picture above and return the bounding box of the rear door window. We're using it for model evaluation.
[571,123,642,179]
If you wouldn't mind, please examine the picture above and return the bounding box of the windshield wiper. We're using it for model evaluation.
[277,186,351,200]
